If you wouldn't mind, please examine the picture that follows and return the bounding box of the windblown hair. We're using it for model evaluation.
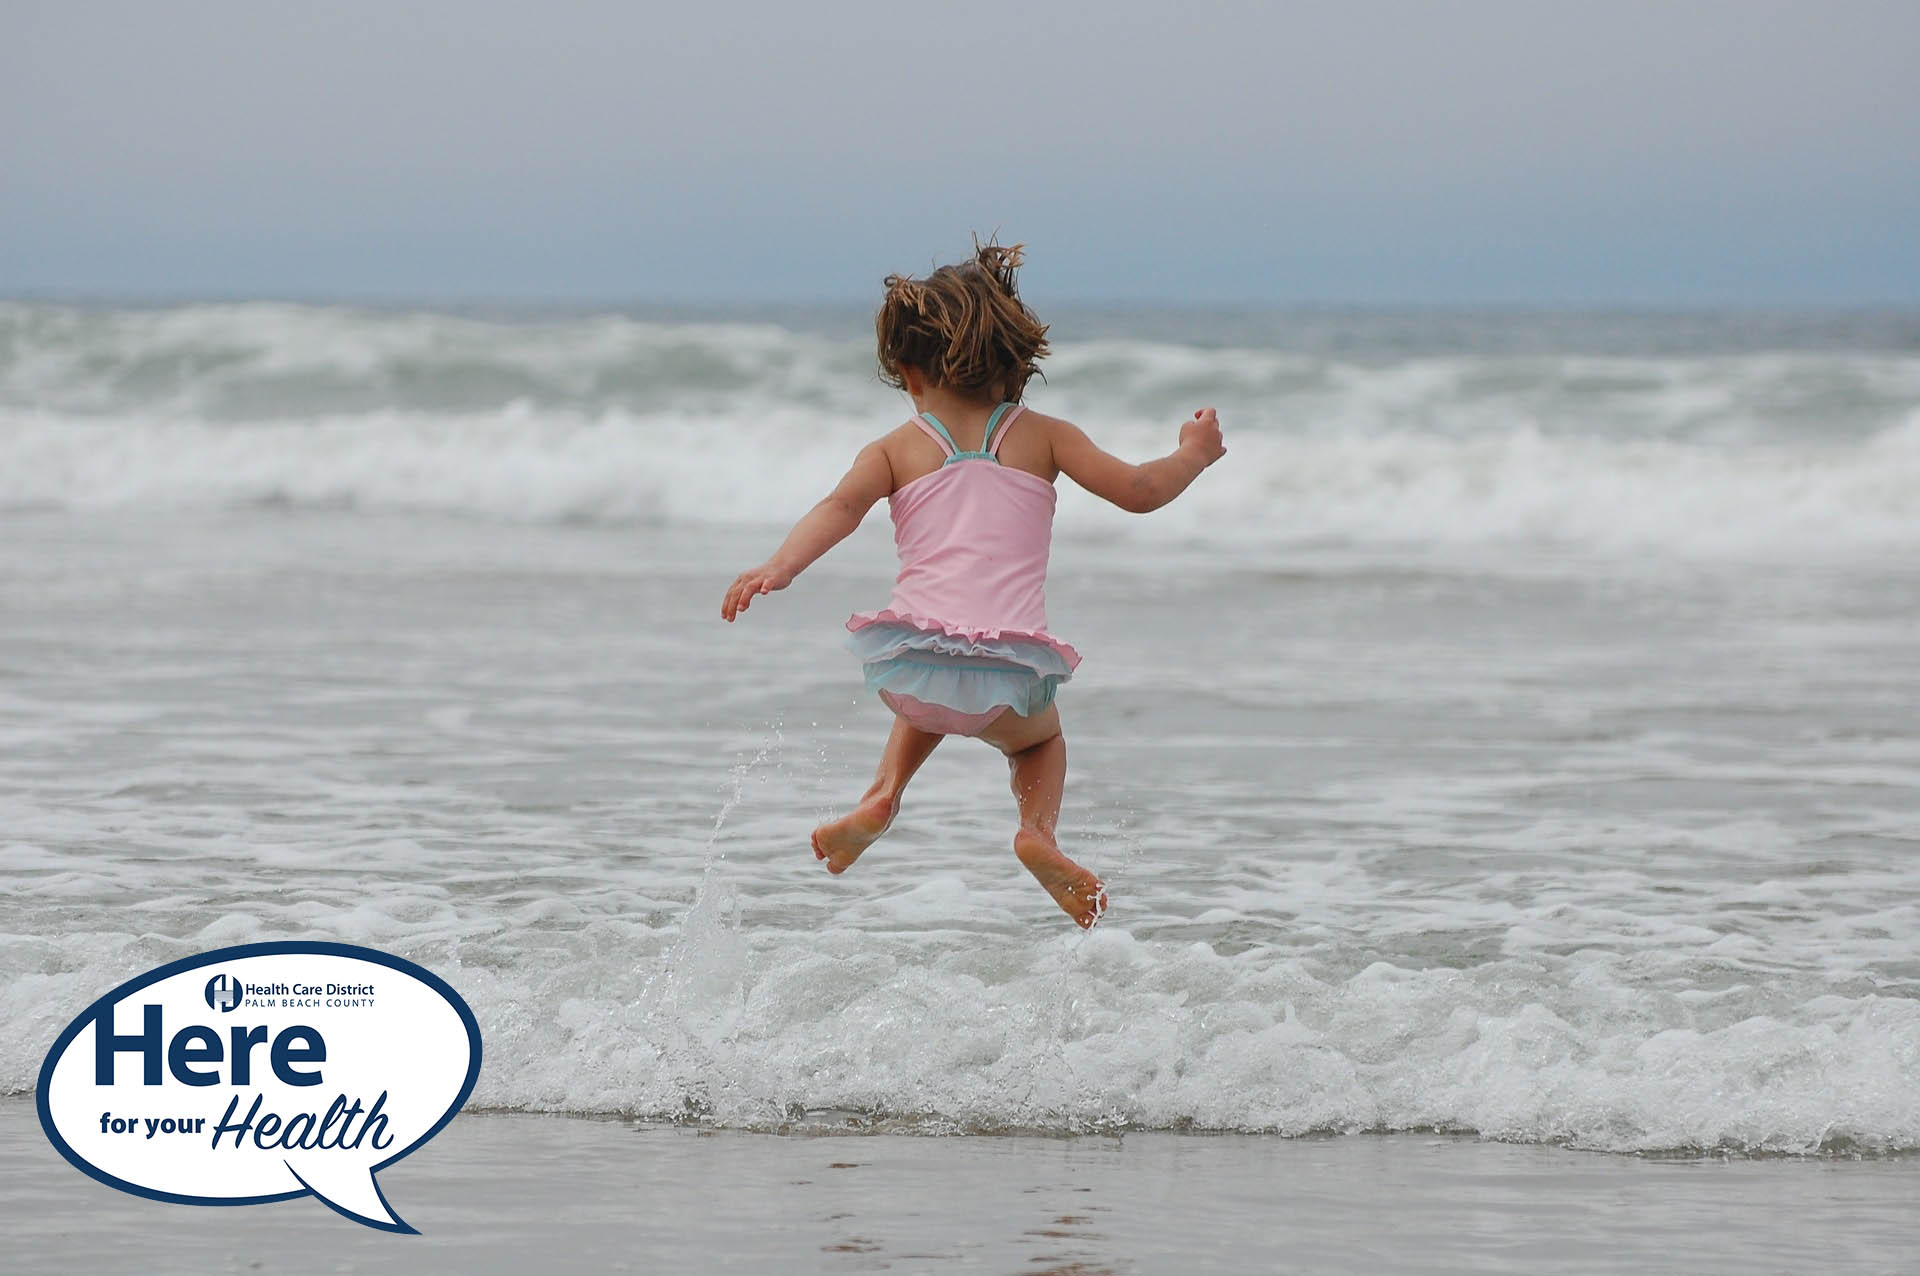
[876,237,1050,402]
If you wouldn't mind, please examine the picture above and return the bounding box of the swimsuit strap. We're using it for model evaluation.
[921,408,1000,466]
[985,402,1025,457]
[911,412,958,457]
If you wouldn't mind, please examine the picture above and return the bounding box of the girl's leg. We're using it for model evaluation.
[978,706,1107,928]
[811,714,942,874]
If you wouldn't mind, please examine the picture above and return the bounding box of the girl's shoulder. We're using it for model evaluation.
[1008,403,1071,432]
[875,405,1081,487]
[874,418,942,493]
[876,417,935,461]
[1008,405,1091,448]
[878,404,1077,445]
[998,404,1077,479]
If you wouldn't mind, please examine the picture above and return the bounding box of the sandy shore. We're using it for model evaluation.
[4,1099,1914,1274]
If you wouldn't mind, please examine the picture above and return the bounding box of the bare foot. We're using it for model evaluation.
[810,794,897,874]
[1014,829,1107,928]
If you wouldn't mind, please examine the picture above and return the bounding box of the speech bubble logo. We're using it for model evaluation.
[36,941,482,1234]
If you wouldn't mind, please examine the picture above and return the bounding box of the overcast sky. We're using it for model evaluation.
[4,0,1917,305]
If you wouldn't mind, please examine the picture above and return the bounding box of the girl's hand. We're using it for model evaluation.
[1180,407,1226,466]
[721,561,795,621]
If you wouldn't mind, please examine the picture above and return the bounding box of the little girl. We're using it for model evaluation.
[721,241,1224,926]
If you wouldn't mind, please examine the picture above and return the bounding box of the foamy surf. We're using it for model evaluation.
[11,896,1916,1156]
[6,301,1920,561]
[4,303,1918,1162]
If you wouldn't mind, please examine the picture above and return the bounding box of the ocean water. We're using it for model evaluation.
[3,300,1918,1159]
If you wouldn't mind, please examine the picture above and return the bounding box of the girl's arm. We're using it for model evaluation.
[721,440,894,621]
[1051,408,1225,513]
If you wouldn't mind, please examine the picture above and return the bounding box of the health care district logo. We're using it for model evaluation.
[36,942,481,1234]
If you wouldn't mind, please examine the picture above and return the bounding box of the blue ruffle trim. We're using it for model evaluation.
[846,622,1071,718]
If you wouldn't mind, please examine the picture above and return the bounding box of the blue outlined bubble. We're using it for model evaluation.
[37,941,482,1234]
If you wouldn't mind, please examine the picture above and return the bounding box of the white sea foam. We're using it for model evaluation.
[501,907,1920,1155]
[6,403,1920,561]
[8,899,1917,1155]
[4,512,1918,1156]
[5,308,1919,1157]
[5,301,1918,559]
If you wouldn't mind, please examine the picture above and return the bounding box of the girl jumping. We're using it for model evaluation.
[721,240,1224,926]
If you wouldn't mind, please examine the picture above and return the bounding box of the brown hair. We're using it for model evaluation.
[876,237,1050,402]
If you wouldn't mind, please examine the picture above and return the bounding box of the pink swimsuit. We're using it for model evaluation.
[844,402,1081,737]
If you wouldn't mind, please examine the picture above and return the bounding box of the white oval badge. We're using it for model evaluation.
[36,941,482,1234]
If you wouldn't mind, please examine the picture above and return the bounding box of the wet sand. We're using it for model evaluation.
[4,1099,1914,1274]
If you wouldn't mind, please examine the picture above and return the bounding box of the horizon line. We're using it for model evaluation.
[6,289,1920,317]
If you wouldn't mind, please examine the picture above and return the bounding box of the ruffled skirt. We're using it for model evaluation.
[844,612,1078,734]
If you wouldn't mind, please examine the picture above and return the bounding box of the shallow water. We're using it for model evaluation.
[7,302,1920,1158]
[4,508,1917,1153]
